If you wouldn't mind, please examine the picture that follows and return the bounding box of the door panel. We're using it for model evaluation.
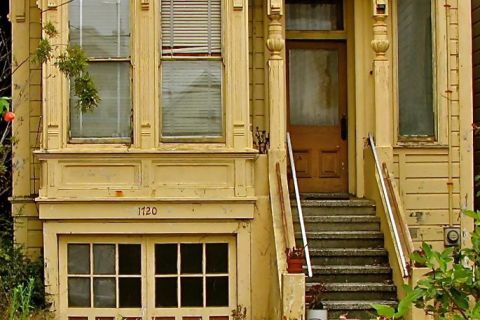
[287,41,348,193]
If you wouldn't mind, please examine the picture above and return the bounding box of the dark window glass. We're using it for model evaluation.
[155,244,177,274]
[119,244,141,275]
[155,277,178,307]
[68,277,91,307]
[286,0,344,31]
[206,243,228,274]
[93,277,116,308]
[181,277,203,307]
[93,244,115,275]
[68,244,90,275]
[180,244,202,274]
[119,278,141,308]
[398,0,434,136]
[206,277,229,307]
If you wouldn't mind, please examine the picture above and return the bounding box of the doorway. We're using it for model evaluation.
[287,40,348,193]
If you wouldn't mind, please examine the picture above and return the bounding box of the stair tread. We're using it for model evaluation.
[311,265,391,274]
[322,300,397,309]
[299,231,384,239]
[309,248,387,256]
[298,199,375,207]
[295,216,380,222]
[308,282,397,291]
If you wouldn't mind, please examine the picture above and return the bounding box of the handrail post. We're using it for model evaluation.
[287,132,313,278]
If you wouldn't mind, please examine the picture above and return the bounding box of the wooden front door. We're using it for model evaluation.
[287,41,348,193]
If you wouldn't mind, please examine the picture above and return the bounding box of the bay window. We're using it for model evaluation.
[69,0,132,142]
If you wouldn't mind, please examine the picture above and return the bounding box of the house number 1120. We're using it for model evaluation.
[138,206,158,216]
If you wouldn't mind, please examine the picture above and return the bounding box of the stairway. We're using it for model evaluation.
[293,197,398,320]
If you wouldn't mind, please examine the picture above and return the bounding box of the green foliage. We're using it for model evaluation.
[55,45,88,78]
[374,211,480,320]
[34,39,53,65]
[73,72,100,112]
[8,278,35,320]
[0,96,10,112]
[0,217,47,319]
[42,21,58,38]
[32,21,99,112]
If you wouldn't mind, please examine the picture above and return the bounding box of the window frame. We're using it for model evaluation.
[59,235,236,320]
[158,0,226,144]
[393,0,448,145]
[66,0,134,145]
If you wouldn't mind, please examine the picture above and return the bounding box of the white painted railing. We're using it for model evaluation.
[287,132,313,278]
[368,133,409,278]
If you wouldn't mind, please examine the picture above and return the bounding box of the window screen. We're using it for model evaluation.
[397,0,435,137]
[161,0,223,140]
[69,0,131,141]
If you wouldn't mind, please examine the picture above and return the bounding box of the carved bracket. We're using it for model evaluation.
[141,0,149,10]
[233,0,244,11]
[267,0,283,16]
[15,0,26,22]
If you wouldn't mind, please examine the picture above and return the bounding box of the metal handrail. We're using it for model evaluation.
[368,133,409,278]
[287,132,313,278]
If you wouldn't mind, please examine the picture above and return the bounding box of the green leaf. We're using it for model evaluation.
[0,97,10,112]
[371,304,395,318]
[450,288,469,310]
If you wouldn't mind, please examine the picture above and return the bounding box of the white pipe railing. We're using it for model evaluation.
[287,132,313,278]
[368,133,409,278]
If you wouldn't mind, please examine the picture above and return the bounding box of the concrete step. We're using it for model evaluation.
[308,282,397,301]
[307,248,389,266]
[321,300,397,320]
[292,199,376,216]
[294,215,381,232]
[307,265,392,283]
[297,231,384,248]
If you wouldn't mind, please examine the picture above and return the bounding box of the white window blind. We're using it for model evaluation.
[161,0,223,139]
[69,0,131,141]
[161,0,221,57]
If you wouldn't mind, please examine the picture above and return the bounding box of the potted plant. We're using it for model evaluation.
[306,283,327,320]
[285,247,305,273]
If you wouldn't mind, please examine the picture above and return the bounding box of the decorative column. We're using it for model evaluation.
[266,0,286,152]
[371,1,393,161]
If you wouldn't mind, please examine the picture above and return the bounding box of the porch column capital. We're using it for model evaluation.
[371,15,390,60]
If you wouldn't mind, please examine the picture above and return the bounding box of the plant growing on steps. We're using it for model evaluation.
[373,210,480,320]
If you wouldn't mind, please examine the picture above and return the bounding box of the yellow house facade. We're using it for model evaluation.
[9,0,473,319]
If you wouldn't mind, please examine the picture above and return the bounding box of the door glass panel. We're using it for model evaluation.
[68,244,90,275]
[181,277,203,307]
[93,244,115,275]
[119,244,141,275]
[180,244,202,274]
[119,278,142,308]
[155,277,178,307]
[289,48,339,126]
[286,0,343,31]
[156,244,178,274]
[206,277,229,306]
[93,278,116,308]
[68,277,91,307]
[206,243,228,273]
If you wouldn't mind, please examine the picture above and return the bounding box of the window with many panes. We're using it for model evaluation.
[397,0,435,138]
[160,0,223,141]
[62,238,235,320]
[69,0,132,142]
[67,243,142,308]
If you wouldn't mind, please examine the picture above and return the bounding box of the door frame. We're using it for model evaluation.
[285,0,357,195]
